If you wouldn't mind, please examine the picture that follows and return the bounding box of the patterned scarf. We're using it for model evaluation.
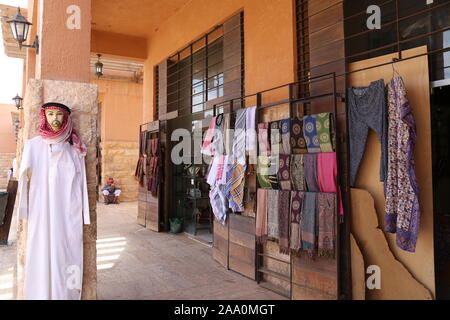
[135,131,146,187]
[290,191,304,252]
[256,188,268,243]
[212,114,225,156]
[267,190,279,239]
[317,192,336,258]
[224,113,232,156]
[233,108,247,165]
[303,115,321,153]
[290,117,307,154]
[278,190,291,255]
[278,154,291,190]
[269,121,281,155]
[267,155,280,189]
[290,154,305,191]
[301,192,317,252]
[148,138,160,194]
[201,116,216,156]
[317,152,344,215]
[39,105,86,155]
[226,161,246,213]
[258,123,271,156]
[279,119,291,155]
[210,183,228,225]
[316,112,335,152]
[257,156,271,188]
[304,154,320,192]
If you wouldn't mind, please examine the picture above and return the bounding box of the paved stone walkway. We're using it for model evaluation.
[0,201,284,300]
[97,202,285,300]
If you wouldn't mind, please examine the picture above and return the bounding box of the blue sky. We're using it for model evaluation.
[0,0,28,104]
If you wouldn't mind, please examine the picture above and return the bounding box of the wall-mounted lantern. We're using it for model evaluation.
[7,7,39,54]
[12,94,23,110]
[95,54,104,78]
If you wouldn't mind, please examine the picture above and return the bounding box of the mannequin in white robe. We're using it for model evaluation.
[18,104,90,300]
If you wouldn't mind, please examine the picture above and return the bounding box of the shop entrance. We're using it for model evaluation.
[167,115,213,244]
[431,83,450,299]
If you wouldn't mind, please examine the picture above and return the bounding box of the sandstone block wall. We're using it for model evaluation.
[100,141,139,202]
[17,79,98,300]
[0,153,15,190]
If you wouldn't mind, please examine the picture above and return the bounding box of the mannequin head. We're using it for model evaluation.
[45,108,65,131]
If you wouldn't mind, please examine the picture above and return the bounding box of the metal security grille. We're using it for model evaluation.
[165,14,244,118]
[295,0,310,98]
[343,0,450,82]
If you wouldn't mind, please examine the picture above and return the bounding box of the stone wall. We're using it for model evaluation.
[0,153,15,190]
[17,79,98,300]
[100,141,139,202]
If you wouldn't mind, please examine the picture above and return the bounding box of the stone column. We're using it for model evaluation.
[17,0,97,300]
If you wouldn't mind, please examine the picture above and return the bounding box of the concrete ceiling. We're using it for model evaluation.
[91,0,191,38]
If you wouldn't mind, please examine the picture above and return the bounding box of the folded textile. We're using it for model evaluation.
[290,154,305,191]
[290,191,304,251]
[316,112,335,152]
[270,121,281,155]
[267,190,279,239]
[317,193,336,258]
[258,123,271,156]
[290,117,308,154]
[278,154,291,190]
[257,156,271,188]
[304,153,320,192]
[210,183,228,225]
[256,188,268,244]
[317,152,344,215]
[303,115,321,153]
[233,109,247,165]
[280,119,291,155]
[279,190,291,254]
[201,116,216,156]
[301,192,317,252]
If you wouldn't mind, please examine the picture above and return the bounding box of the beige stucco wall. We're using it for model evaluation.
[93,79,142,202]
[17,79,98,300]
[0,104,17,153]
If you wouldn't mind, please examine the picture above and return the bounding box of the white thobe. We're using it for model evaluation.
[18,136,90,300]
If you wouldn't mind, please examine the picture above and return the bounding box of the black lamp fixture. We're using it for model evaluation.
[12,94,23,110]
[7,7,39,54]
[95,54,104,78]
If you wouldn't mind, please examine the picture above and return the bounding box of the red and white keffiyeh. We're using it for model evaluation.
[39,103,86,155]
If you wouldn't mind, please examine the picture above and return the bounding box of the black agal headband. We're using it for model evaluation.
[41,102,72,114]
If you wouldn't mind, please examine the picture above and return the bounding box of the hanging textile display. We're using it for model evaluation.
[290,191,304,251]
[280,118,291,155]
[201,116,216,156]
[256,188,268,244]
[303,115,321,153]
[212,114,225,156]
[347,79,388,186]
[258,123,271,155]
[267,189,279,239]
[384,76,420,253]
[317,192,336,258]
[290,117,308,154]
[226,161,246,213]
[257,155,272,188]
[290,154,305,191]
[148,138,161,195]
[317,152,344,215]
[304,154,320,192]
[316,112,335,152]
[278,154,291,190]
[135,131,147,187]
[269,121,281,155]
[301,192,317,252]
[278,190,291,254]
[224,113,232,156]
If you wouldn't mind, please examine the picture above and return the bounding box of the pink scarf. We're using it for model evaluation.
[39,105,86,155]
